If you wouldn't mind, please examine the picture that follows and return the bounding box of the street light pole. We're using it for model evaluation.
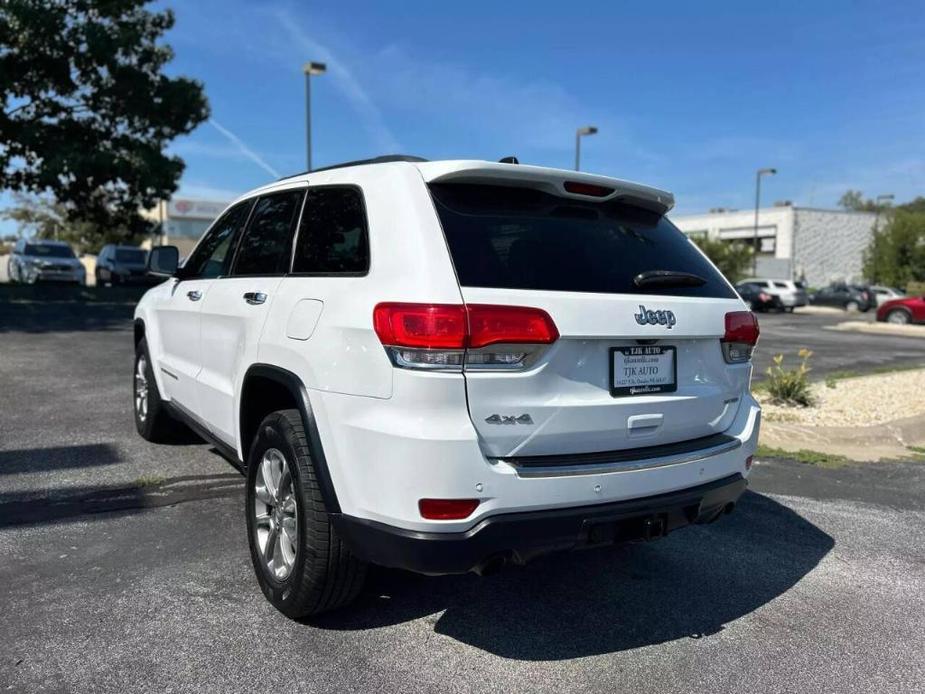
[575,126,598,171]
[302,61,327,171]
[874,193,894,232]
[752,167,777,276]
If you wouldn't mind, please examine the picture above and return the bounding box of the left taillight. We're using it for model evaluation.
[373,302,558,371]
[721,311,760,363]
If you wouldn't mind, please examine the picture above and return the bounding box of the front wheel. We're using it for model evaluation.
[845,301,859,312]
[246,409,367,618]
[134,339,176,442]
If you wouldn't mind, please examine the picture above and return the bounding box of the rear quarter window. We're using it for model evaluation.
[430,184,735,299]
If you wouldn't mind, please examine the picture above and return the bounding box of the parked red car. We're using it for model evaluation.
[876,295,925,324]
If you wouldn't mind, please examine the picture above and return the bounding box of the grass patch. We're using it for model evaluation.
[764,349,815,406]
[134,474,166,488]
[755,444,851,468]
[905,446,925,462]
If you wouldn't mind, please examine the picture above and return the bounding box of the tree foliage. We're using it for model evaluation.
[1,193,142,254]
[863,208,925,289]
[0,0,208,235]
[691,235,753,284]
[838,190,879,212]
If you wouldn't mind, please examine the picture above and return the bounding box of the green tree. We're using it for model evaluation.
[691,236,754,284]
[0,0,208,236]
[863,208,925,289]
[838,190,876,212]
[1,193,144,254]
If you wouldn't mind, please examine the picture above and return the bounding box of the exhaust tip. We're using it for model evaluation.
[474,554,508,576]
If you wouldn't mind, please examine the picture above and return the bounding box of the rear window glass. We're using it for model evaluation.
[115,249,146,263]
[430,184,735,298]
[24,243,74,258]
[773,281,788,288]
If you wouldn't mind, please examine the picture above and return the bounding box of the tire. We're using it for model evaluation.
[886,309,911,325]
[845,301,859,312]
[784,306,794,313]
[246,409,367,618]
[94,269,103,287]
[133,338,176,442]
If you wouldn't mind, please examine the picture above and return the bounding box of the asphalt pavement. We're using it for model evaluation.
[1,292,925,693]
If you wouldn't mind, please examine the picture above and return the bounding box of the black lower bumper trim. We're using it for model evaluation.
[332,474,747,575]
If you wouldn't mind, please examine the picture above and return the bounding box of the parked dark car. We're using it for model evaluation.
[876,295,925,324]
[735,282,784,312]
[95,245,155,286]
[809,283,875,312]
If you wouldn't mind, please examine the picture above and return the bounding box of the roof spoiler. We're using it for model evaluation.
[419,161,674,215]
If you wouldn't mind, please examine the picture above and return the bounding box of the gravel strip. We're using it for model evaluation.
[757,368,925,427]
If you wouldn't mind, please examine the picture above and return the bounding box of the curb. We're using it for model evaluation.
[760,413,925,462]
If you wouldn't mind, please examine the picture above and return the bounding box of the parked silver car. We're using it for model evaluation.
[8,239,86,285]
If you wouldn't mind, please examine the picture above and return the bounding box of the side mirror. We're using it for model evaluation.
[147,245,179,277]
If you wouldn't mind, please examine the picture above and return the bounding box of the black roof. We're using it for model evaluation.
[277,155,428,181]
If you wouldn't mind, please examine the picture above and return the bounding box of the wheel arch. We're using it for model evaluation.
[239,364,341,513]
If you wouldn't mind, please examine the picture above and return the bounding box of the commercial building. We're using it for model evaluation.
[671,205,877,286]
[143,197,231,256]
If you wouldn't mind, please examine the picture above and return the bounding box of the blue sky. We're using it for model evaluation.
[5,0,925,232]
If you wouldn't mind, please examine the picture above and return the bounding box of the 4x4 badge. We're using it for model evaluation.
[634,304,676,328]
[485,414,534,425]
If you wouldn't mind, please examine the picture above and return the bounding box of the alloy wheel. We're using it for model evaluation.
[253,448,299,580]
[134,355,148,422]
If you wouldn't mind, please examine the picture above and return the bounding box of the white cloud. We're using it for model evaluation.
[271,9,401,153]
[207,119,281,178]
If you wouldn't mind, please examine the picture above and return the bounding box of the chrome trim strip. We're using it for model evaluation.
[499,438,743,479]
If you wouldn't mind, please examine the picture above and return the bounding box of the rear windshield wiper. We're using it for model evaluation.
[634,270,707,288]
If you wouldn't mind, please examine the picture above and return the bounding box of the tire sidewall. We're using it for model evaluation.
[245,415,309,614]
[134,339,161,438]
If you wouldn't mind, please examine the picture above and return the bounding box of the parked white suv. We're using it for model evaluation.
[133,156,761,617]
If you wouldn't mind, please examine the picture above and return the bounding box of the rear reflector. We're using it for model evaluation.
[721,311,760,363]
[563,181,613,197]
[419,498,480,520]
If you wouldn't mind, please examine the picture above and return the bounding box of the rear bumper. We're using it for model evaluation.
[332,473,747,575]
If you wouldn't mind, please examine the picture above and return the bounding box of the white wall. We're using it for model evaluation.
[792,209,875,286]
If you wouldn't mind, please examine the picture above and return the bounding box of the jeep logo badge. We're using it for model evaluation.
[634,304,676,329]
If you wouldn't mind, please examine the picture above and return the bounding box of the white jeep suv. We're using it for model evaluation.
[133,156,761,617]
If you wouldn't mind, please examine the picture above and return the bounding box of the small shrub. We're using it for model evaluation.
[766,349,815,406]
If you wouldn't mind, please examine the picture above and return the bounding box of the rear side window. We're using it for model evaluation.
[233,190,305,276]
[430,184,735,298]
[773,281,788,288]
[293,187,369,274]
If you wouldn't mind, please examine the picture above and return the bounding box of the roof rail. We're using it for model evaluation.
[276,155,429,181]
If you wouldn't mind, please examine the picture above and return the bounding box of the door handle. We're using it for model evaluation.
[243,292,267,305]
[187,290,202,301]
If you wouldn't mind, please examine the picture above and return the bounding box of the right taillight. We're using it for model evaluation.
[373,302,558,371]
[722,311,760,363]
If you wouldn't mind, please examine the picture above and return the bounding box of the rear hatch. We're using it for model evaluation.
[427,175,752,458]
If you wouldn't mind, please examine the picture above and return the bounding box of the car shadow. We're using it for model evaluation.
[313,491,832,660]
[0,285,145,333]
[0,472,243,528]
[0,443,123,476]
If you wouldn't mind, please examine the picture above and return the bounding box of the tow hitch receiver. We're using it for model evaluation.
[584,513,669,545]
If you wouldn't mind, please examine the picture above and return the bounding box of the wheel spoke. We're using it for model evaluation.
[277,466,291,502]
[281,517,297,546]
[261,457,279,499]
[264,525,278,566]
[255,484,275,506]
